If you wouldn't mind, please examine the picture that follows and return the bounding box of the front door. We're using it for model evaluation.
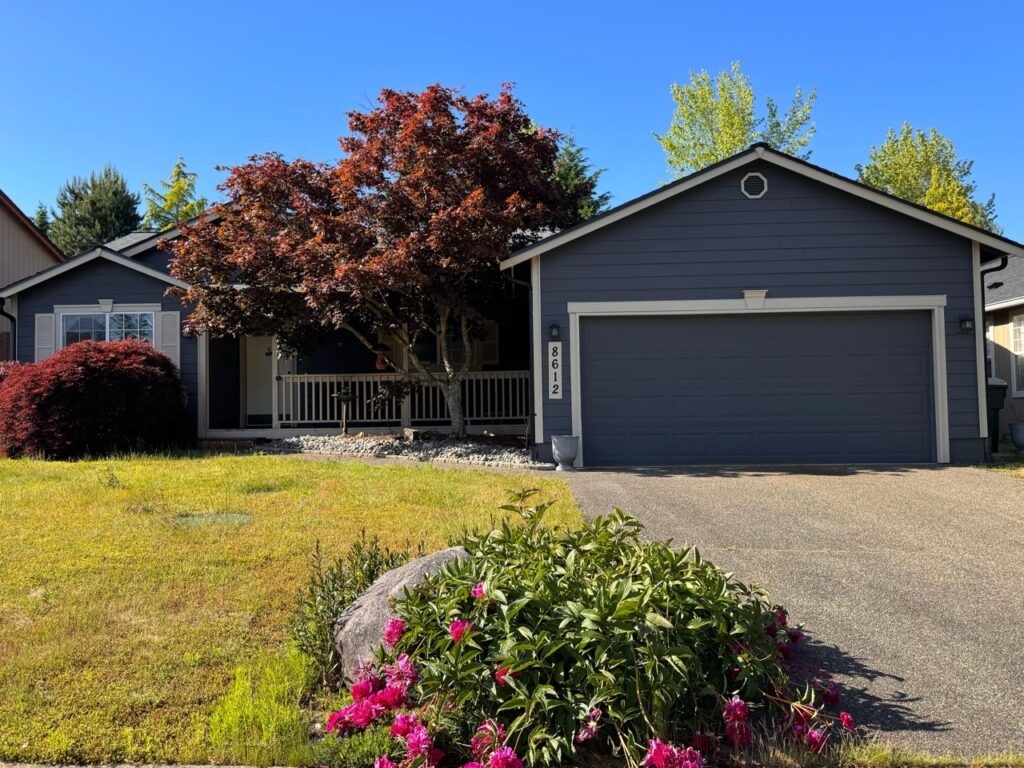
[244,336,273,426]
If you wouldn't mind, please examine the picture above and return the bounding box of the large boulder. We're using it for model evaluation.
[334,546,467,681]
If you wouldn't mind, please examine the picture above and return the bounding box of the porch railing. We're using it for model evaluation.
[276,370,530,428]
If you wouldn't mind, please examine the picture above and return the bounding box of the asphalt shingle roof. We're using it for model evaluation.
[104,230,158,252]
[985,257,1024,308]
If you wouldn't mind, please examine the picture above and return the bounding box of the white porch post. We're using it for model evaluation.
[271,337,280,430]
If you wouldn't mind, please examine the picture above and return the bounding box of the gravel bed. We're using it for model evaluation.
[267,434,551,468]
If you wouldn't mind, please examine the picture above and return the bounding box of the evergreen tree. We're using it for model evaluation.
[553,137,611,224]
[142,157,208,231]
[656,61,815,177]
[32,203,51,236]
[48,166,141,255]
[857,124,998,232]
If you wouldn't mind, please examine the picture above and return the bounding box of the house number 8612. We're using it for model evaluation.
[548,341,562,399]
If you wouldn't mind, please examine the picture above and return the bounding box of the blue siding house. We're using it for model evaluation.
[3,143,1024,465]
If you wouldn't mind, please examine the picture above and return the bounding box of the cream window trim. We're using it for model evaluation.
[53,303,162,351]
[1010,313,1024,398]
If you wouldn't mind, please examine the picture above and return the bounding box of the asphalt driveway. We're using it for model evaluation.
[561,465,1024,756]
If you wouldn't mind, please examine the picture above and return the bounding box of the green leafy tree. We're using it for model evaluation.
[32,203,50,235]
[856,123,998,231]
[47,166,141,255]
[142,157,208,231]
[553,136,610,223]
[656,61,816,177]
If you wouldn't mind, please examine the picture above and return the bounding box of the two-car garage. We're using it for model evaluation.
[577,311,936,466]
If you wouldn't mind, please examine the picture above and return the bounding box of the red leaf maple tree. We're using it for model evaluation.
[168,84,582,434]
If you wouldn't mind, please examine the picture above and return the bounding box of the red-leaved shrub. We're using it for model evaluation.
[0,340,187,459]
[0,360,20,383]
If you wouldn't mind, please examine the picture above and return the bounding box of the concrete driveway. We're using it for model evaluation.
[561,465,1024,756]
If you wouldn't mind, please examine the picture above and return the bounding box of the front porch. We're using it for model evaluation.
[198,329,533,439]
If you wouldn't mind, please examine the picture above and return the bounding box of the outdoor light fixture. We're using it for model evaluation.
[549,322,561,340]
[959,317,975,334]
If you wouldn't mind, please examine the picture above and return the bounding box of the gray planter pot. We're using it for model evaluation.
[1011,423,1024,453]
[551,435,579,471]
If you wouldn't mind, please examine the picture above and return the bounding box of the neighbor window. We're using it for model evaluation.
[1012,314,1024,396]
[61,312,155,348]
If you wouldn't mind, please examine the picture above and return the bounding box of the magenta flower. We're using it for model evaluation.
[788,626,805,644]
[839,711,855,732]
[391,712,418,738]
[429,748,445,766]
[383,617,407,648]
[374,757,398,768]
[449,619,473,644]
[384,653,418,690]
[326,710,349,734]
[806,728,828,753]
[350,678,374,701]
[489,745,524,768]
[642,739,703,768]
[462,764,486,768]
[725,720,753,750]
[723,695,749,724]
[471,581,486,599]
[406,724,433,759]
[368,684,406,710]
[495,666,520,686]
[471,719,507,760]
[575,708,602,743]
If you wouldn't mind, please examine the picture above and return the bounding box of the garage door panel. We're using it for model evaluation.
[579,312,934,465]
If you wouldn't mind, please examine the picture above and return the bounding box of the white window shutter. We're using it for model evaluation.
[158,311,181,368]
[34,314,55,361]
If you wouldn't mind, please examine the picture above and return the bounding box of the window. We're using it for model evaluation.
[61,311,155,348]
[985,319,995,377]
[1012,315,1024,396]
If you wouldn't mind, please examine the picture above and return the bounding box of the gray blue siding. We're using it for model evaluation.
[537,160,984,463]
[15,258,199,439]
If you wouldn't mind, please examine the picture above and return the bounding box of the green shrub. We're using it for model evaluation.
[291,534,416,691]
[312,721,395,768]
[204,648,314,766]
[381,490,787,768]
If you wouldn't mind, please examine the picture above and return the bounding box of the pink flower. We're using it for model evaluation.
[374,758,398,768]
[391,712,418,738]
[384,653,418,690]
[790,722,807,742]
[823,683,840,707]
[642,739,703,768]
[326,710,349,734]
[406,724,433,759]
[495,666,520,686]
[429,748,445,766]
[471,719,506,760]
[723,695,748,724]
[776,608,788,628]
[839,711,855,733]
[806,727,827,753]
[472,581,486,599]
[450,619,473,644]
[351,678,375,701]
[369,684,406,710]
[345,699,384,729]
[788,626,805,644]
[462,764,486,768]
[575,708,602,743]
[489,745,523,768]
[383,617,407,648]
[690,732,714,755]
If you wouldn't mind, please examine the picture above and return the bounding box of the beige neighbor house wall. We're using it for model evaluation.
[0,190,63,359]
[986,308,1021,443]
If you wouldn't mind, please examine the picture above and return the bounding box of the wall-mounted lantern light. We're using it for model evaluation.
[959,317,975,334]
[549,322,561,340]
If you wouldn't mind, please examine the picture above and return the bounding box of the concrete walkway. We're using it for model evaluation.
[562,465,1024,756]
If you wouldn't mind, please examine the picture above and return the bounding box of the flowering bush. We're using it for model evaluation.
[0,340,186,459]
[323,491,858,768]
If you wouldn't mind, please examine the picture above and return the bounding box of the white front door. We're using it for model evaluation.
[244,336,274,426]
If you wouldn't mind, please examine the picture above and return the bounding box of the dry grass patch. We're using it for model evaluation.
[0,454,578,764]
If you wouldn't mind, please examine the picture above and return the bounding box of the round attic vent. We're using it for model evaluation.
[741,172,767,199]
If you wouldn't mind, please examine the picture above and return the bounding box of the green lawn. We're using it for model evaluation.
[0,454,579,764]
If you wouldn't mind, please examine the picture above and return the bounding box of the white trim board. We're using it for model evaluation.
[530,257,544,443]
[566,295,951,466]
[0,247,188,298]
[985,296,1024,313]
[500,144,1024,271]
[972,242,988,440]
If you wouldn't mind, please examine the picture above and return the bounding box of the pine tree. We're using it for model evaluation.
[47,166,141,255]
[553,137,611,224]
[32,203,51,236]
[142,157,208,231]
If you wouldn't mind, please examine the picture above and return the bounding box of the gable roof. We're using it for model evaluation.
[0,187,64,263]
[105,230,159,252]
[500,143,1024,270]
[984,257,1024,312]
[0,245,188,299]
[117,211,221,257]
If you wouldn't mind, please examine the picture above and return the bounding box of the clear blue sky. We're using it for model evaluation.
[3,1,1022,239]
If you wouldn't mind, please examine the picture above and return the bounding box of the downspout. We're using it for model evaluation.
[980,255,1009,377]
[0,297,15,360]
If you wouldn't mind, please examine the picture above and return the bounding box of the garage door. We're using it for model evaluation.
[579,312,934,466]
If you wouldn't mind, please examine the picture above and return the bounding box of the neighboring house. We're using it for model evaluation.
[982,256,1024,443]
[502,143,1024,467]
[0,188,64,359]
[0,226,530,442]
[5,143,1024,465]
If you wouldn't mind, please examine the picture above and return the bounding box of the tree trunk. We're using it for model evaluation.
[444,379,466,437]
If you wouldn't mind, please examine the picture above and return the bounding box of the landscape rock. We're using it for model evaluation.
[333,545,468,681]
[269,433,550,468]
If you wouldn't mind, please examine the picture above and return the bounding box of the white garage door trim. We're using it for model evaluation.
[567,294,949,466]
